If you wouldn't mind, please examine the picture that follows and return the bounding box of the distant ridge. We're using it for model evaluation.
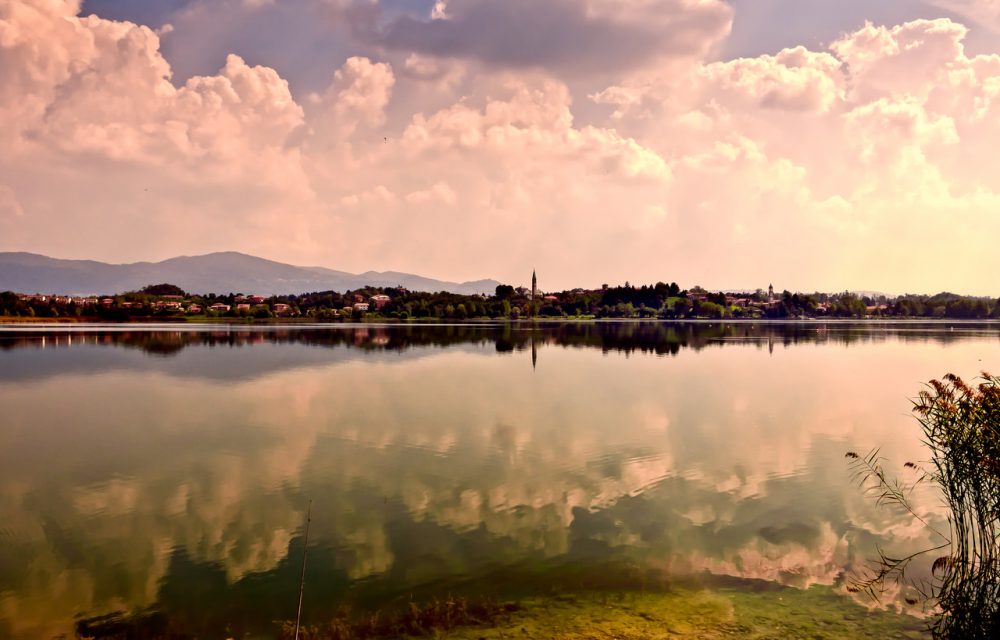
[0,252,501,296]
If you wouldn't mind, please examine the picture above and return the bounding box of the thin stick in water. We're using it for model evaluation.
[294,500,312,640]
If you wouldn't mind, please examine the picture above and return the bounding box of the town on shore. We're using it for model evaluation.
[2,275,999,322]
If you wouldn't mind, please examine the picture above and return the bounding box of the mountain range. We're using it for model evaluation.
[0,252,501,296]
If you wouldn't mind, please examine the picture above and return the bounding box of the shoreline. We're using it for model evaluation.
[2,316,1000,328]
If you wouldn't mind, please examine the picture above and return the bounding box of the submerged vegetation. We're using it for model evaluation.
[279,588,927,640]
[70,553,926,639]
[76,584,926,640]
[276,597,521,640]
[848,373,1000,638]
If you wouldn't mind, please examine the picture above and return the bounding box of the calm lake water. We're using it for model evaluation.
[2,321,999,638]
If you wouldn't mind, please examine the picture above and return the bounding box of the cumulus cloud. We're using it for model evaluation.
[400,52,465,90]
[337,0,733,75]
[322,55,395,128]
[929,0,1000,29]
[583,16,1000,291]
[0,1,305,178]
[699,47,845,113]
[399,77,669,181]
[0,184,23,217]
[405,181,457,205]
[3,1,1000,291]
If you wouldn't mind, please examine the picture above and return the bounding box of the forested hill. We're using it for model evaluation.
[0,252,500,296]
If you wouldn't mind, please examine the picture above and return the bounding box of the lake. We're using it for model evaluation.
[2,321,998,638]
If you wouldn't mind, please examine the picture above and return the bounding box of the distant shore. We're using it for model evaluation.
[3,316,1000,327]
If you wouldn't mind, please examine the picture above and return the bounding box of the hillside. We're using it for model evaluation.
[0,252,500,296]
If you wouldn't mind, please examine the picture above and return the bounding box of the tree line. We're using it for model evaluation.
[1,284,999,321]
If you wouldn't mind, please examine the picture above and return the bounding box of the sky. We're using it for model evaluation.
[2,0,1000,294]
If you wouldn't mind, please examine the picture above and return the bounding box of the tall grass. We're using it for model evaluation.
[848,372,1000,638]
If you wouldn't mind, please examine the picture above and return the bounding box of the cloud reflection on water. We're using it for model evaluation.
[0,322,996,636]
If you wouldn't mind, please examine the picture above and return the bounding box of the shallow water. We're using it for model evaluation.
[1,321,997,638]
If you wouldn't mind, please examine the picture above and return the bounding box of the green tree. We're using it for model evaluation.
[140,283,186,296]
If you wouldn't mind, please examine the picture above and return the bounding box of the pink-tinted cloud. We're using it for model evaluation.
[2,1,1000,292]
[929,0,1000,30]
[335,0,733,75]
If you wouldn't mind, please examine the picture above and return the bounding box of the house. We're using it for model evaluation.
[101,298,114,306]
[249,295,266,304]
[209,303,230,312]
[543,295,559,302]
[369,294,391,310]
[353,302,370,312]
[187,304,202,313]
[273,303,291,314]
[237,303,251,311]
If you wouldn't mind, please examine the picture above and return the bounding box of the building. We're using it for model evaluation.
[353,302,370,312]
[531,270,537,300]
[209,303,230,312]
[369,294,391,310]
[273,303,291,315]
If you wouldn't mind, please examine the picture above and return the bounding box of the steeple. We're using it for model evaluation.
[531,270,537,300]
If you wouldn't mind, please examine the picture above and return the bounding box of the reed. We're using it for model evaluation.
[848,372,1000,638]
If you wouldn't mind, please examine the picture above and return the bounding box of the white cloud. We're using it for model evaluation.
[323,55,395,129]
[2,1,1000,291]
[928,0,1000,30]
[0,183,24,217]
[405,181,457,205]
[338,0,733,76]
[700,47,844,113]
